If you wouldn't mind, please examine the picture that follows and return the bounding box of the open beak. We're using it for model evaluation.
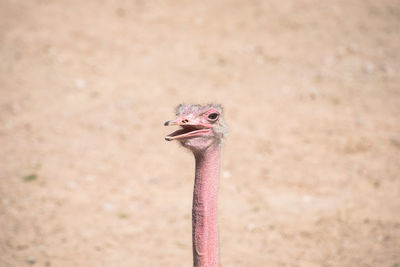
[164,119,211,141]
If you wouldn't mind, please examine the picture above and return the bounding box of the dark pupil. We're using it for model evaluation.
[208,113,218,120]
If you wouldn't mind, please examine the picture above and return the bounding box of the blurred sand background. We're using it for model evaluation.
[1,0,400,266]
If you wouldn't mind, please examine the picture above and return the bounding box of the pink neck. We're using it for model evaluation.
[192,143,221,267]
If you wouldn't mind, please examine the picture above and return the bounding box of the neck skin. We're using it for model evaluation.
[192,142,221,267]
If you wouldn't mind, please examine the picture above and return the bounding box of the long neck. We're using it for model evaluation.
[192,143,221,267]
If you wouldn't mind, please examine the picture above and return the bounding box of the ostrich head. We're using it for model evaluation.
[164,104,227,152]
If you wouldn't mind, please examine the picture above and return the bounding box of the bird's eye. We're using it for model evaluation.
[208,113,219,120]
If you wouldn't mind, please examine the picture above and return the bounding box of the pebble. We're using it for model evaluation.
[222,171,231,179]
[66,180,77,189]
[302,195,312,203]
[104,202,114,211]
[363,62,375,74]
[85,175,94,182]
[74,78,86,89]
[25,257,36,265]
[247,223,256,232]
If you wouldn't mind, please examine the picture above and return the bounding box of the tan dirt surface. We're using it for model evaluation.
[1,0,400,266]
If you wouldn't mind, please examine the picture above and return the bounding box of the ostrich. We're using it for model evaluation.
[164,104,227,267]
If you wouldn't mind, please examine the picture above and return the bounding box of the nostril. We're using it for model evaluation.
[182,119,189,123]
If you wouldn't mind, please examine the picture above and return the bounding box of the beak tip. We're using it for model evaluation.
[164,121,169,126]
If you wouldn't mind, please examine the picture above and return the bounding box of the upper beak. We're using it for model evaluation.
[164,119,181,127]
[164,118,185,141]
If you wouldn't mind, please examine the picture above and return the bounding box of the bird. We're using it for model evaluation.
[164,104,227,267]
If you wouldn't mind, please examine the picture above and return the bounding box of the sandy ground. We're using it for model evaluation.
[1,0,400,266]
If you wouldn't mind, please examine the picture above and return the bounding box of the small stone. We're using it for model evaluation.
[104,202,114,211]
[391,138,400,149]
[302,195,312,203]
[247,223,256,231]
[119,100,131,109]
[74,78,86,89]
[347,43,359,53]
[309,87,318,99]
[85,175,94,182]
[381,64,394,75]
[222,171,231,179]
[5,120,14,129]
[323,56,334,66]
[363,62,375,73]
[67,180,77,189]
[25,257,36,265]
[11,103,21,113]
